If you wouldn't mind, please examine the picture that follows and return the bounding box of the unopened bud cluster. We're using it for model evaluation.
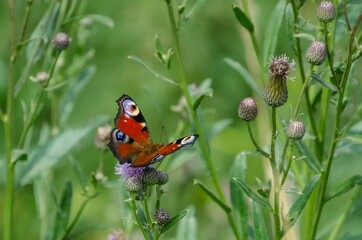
[317,1,336,23]
[154,209,170,225]
[52,32,70,50]
[305,41,327,65]
[238,97,258,121]
[263,55,295,107]
[287,121,305,140]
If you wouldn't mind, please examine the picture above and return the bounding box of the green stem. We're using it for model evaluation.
[57,195,95,240]
[323,23,339,88]
[131,195,150,240]
[18,51,61,148]
[165,2,241,240]
[280,141,295,187]
[270,107,281,240]
[144,188,155,233]
[4,0,16,239]
[247,122,270,158]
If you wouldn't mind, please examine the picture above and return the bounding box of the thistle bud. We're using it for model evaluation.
[317,1,336,23]
[156,171,169,185]
[287,121,305,140]
[52,32,69,50]
[124,176,142,193]
[305,41,327,65]
[35,72,49,82]
[263,55,295,107]
[238,97,258,121]
[141,167,159,186]
[154,209,170,225]
[95,124,112,151]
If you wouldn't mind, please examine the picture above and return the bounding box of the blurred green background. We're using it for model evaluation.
[0,0,361,239]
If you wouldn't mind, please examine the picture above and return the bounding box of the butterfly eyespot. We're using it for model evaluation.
[123,99,140,116]
[116,130,125,143]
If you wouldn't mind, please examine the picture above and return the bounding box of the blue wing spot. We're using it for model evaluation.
[116,131,125,143]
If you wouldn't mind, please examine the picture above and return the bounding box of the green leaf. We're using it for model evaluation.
[263,0,287,65]
[251,200,269,240]
[311,72,338,92]
[128,55,178,86]
[179,0,207,27]
[326,175,362,202]
[193,78,213,110]
[53,181,73,239]
[279,188,303,195]
[341,135,362,144]
[59,66,96,127]
[295,140,323,173]
[65,14,114,28]
[287,175,320,227]
[137,206,153,240]
[232,5,254,33]
[155,35,165,55]
[21,116,108,185]
[233,177,273,211]
[11,149,28,163]
[176,206,197,240]
[223,57,263,98]
[285,4,297,55]
[230,153,248,239]
[194,179,231,213]
[293,33,316,41]
[343,61,356,109]
[69,155,88,192]
[160,209,189,234]
[208,118,233,140]
[298,0,307,9]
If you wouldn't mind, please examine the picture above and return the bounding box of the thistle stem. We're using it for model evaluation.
[144,188,155,233]
[323,23,339,88]
[165,2,241,240]
[247,122,270,158]
[280,141,295,187]
[131,195,150,240]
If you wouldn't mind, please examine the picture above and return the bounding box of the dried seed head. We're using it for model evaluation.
[305,41,327,65]
[154,209,170,225]
[287,121,305,140]
[124,176,142,193]
[156,171,169,185]
[238,97,258,121]
[52,32,70,50]
[317,1,336,23]
[141,167,159,186]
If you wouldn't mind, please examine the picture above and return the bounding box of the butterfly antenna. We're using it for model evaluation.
[159,125,165,143]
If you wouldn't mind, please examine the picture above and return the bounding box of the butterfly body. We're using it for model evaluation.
[108,94,198,167]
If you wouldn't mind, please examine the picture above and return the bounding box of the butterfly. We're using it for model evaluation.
[108,94,199,167]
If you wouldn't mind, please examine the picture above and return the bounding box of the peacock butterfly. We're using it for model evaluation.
[108,94,199,167]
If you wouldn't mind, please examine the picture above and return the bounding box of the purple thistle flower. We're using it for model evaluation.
[115,162,147,180]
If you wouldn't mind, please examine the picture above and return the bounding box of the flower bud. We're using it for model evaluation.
[52,32,70,50]
[95,124,112,151]
[287,121,305,140]
[238,97,258,121]
[317,1,336,23]
[305,41,327,65]
[124,176,142,193]
[154,209,170,225]
[263,55,295,107]
[141,167,159,186]
[156,171,169,185]
[35,72,49,82]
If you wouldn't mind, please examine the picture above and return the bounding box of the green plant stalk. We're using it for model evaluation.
[280,141,294,187]
[144,188,155,234]
[270,107,281,240]
[57,195,95,240]
[165,2,241,240]
[310,11,362,239]
[317,88,330,160]
[18,51,61,148]
[247,122,270,158]
[323,23,339,87]
[240,0,267,86]
[4,0,16,239]
[130,195,150,240]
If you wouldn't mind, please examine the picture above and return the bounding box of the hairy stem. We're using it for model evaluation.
[131,195,150,240]
[247,122,270,157]
[323,23,339,88]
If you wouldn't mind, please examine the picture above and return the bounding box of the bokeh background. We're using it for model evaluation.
[0,0,361,239]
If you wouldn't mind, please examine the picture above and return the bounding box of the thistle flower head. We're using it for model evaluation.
[263,55,295,107]
[287,121,305,140]
[317,1,336,23]
[52,32,70,50]
[154,209,170,225]
[156,171,169,185]
[238,97,258,121]
[115,162,147,180]
[305,41,327,65]
[124,176,142,193]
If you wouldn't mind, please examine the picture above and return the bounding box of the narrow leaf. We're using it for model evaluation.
[287,175,320,226]
[223,57,263,98]
[128,55,178,86]
[311,72,338,92]
[194,179,231,213]
[295,140,323,173]
[11,149,28,163]
[230,153,248,239]
[298,0,307,9]
[160,209,189,234]
[53,181,73,239]
[285,4,297,55]
[251,200,269,240]
[343,62,356,108]
[263,0,287,65]
[233,177,272,211]
[65,14,114,28]
[137,206,153,239]
[179,0,207,27]
[69,155,88,192]
[293,33,316,41]
[326,175,362,202]
[232,5,254,33]
[208,118,233,140]
[155,35,165,54]
[176,206,197,240]
[21,116,108,185]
